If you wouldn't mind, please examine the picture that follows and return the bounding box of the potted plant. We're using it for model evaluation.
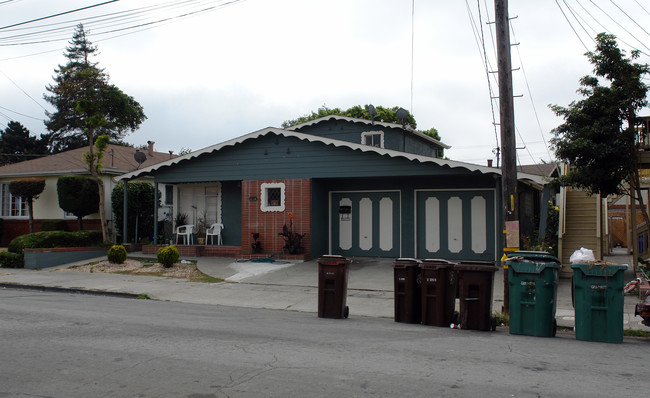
[279,212,305,254]
[251,232,262,253]
[196,211,209,245]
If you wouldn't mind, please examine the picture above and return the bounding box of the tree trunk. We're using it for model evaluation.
[27,198,34,233]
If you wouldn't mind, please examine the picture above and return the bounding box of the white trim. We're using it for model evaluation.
[116,128,545,187]
[328,189,402,257]
[260,182,285,212]
[361,130,384,148]
[414,188,498,262]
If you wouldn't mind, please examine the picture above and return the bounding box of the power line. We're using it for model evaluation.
[0,1,119,30]
[0,68,48,111]
[0,105,43,121]
[554,0,591,51]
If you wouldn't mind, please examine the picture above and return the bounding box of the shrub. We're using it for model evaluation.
[0,252,24,268]
[41,220,69,232]
[157,245,180,268]
[8,230,104,255]
[107,245,128,264]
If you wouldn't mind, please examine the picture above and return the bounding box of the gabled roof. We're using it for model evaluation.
[286,115,451,149]
[116,127,546,185]
[0,144,176,178]
[517,163,560,178]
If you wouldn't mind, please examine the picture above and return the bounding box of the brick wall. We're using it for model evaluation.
[241,179,311,258]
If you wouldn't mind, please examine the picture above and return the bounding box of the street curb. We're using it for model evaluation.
[0,283,144,299]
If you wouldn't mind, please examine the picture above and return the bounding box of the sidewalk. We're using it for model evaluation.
[1,249,648,332]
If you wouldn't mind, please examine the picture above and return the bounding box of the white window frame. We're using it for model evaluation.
[361,130,384,148]
[0,183,27,218]
[260,182,285,212]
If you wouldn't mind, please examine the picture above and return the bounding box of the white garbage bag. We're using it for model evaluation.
[569,247,595,264]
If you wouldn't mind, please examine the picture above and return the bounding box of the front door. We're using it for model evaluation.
[330,191,400,257]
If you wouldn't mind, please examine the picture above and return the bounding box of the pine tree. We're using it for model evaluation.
[44,24,146,241]
[0,121,49,165]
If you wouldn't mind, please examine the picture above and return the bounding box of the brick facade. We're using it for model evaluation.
[241,178,311,259]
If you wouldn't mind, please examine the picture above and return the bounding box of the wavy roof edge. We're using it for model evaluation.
[116,127,545,185]
[286,115,451,149]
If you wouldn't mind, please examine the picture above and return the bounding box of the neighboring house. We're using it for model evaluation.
[0,142,175,245]
[516,163,560,245]
[118,116,547,262]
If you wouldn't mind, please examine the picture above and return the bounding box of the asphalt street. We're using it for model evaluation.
[1,289,648,398]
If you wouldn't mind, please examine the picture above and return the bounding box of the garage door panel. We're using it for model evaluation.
[331,192,400,257]
[417,190,495,261]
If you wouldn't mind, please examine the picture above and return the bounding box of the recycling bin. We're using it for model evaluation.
[454,261,497,331]
[420,259,458,327]
[505,251,561,337]
[318,255,350,319]
[571,263,627,343]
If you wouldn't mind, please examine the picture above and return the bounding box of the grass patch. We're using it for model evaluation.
[493,311,509,326]
[136,294,151,300]
[190,273,223,283]
[624,329,650,338]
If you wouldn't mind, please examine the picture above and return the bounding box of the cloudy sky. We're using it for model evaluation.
[1,0,649,165]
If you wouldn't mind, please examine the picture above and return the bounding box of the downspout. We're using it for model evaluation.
[154,182,159,244]
[123,179,128,245]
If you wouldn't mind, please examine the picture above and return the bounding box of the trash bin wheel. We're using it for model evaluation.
[344,306,349,319]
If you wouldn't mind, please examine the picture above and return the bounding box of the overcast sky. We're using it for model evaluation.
[1,0,649,165]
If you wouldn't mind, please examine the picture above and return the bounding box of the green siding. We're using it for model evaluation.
[220,181,241,246]
[294,119,440,157]
[310,180,329,258]
[152,134,485,184]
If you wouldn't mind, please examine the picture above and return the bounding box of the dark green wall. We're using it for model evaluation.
[294,119,441,157]
[312,175,499,258]
[152,133,485,184]
[220,180,241,246]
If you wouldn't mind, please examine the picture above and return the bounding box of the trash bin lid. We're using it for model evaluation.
[420,258,456,270]
[505,251,561,273]
[570,262,628,277]
[506,251,560,263]
[453,260,496,272]
[393,258,421,268]
[318,255,349,265]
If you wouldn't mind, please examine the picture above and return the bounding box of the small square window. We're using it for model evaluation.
[260,183,285,212]
[361,131,384,148]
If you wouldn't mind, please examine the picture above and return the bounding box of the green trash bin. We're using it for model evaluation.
[506,251,561,337]
[571,263,627,343]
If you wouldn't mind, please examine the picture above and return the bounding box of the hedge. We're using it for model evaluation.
[0,252,24,268]
[8,230,104,255]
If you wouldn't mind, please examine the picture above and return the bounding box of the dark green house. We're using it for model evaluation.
[118,116,545,262]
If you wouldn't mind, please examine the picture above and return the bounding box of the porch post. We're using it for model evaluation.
[123,179,128,245]
[153,182,159,244]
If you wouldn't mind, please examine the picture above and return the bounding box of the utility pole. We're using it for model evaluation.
[495,0,519,314]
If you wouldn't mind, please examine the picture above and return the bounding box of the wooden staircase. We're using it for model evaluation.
[559,187,605,277]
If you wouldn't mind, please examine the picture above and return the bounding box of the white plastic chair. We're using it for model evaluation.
[205,223,224,245]
[176,224,194,245]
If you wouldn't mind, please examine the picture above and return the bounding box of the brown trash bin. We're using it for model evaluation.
[454,261,497,331]
[420,259,458,327]
[393,258,422,323]
[318,255,350,319]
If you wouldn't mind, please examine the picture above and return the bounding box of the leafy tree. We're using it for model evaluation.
[57,176,99,231]
[44,24,146,241]
[550,33,649,220]
[281,104,443,155]
[8,178,45,233]
[282,104,418,128]
[0,121,49,165]
[111,181,160,243]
